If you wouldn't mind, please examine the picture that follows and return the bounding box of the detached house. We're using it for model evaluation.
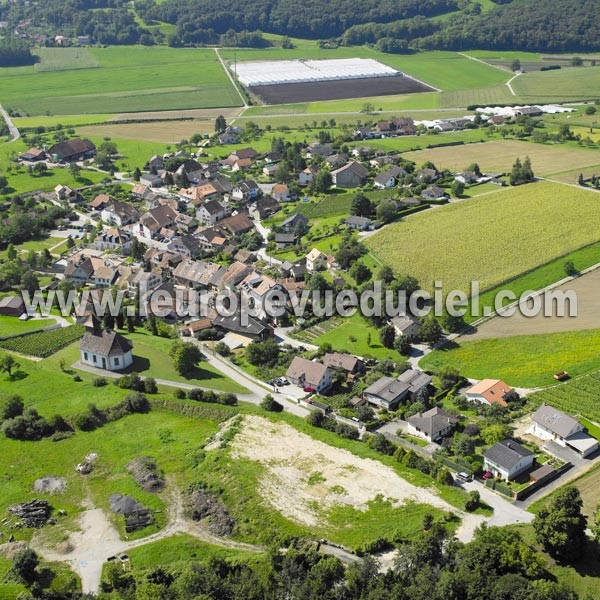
[331,161,369,188]
[363,369,431,410]
[286,357,332,394]
[466,379,511,407]
[306,248,327,272]
[299,165,319,187]
[408,407,459,442]
[373,165,406,189]
[93,228,132,254]
[137,205,179,238]
[529,404,598,457]
[272,183,291,202]
[421,186,448,201]
[484,439,534,481]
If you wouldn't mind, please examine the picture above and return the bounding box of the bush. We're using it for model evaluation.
[261,394,283,412]
[366,433,396,455]
[173,388,186,399]
[215,342,231,357]
[144,377,158,394]
[73,375,82,382]
[0,394,24,421]
[116,373,145,391]
[465,490,480,512]
[2,409,54,441]
[93,377,108,387]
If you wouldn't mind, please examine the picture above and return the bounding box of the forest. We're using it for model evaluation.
[1,0,599,52]
[0,39,35,67]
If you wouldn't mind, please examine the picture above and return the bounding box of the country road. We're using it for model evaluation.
[0,104,20,143]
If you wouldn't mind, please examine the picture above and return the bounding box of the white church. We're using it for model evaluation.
[79,315,134,371]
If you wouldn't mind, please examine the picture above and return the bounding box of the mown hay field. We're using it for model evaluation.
[365,181,600,293]
[402,139,600,177]
[0,46,242,115]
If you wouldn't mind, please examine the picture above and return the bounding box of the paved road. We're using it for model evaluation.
[214,48,248,109]
[0,104,20,143]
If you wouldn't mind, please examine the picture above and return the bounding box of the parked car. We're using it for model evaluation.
[303,386,316,393]
[482,471,493,480]
[456,471,473,483]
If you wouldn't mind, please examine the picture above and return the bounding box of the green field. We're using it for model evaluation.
[512,65,600,101]
[421,329,600,389]
[0,315,55,338]
[365,181,600,294]
[0,47,241,115]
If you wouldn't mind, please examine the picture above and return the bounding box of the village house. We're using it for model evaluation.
[147,155,164,171]
[331,161,369,188]
[484,439,535,481]
[183,318,214,339]
[89,194,111,211]
[528,404,598,457]
[127,270,163,295]
[306,248,327,272]
[325,154,348,170]
[136,204,179,239]
[286,356,332,394]
[421,186,449,201]
[306,142,333,158]
[166,234,201,259]
[390,315,421,338]
[322,352,364,376]
[173,260,220,289]
[93,228,133,254]
[272,183,291,202]
[249,196,280,220]
[79,315,133,372]
[465,379,512,407]
[407,407,459,442]
[374,165,407,189]
[416,168,440,183]
[274,233,296,249]
[64,256,95,286]
[101,201,140,227]
[363,369,431,410]
[230,180,259,203]
[54,184,83,204]
[196,199,228,226]
[219,213,254,236]
[299,165,319,186]
[213,312,272,342]
[139,173,163,188]
[345,215,373,231]
[218,129,239,145]
[455,171,478,185]
[280,213,308,234]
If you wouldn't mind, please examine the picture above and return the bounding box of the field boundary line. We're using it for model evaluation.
[459,52,513,74]
[215,48,248,108]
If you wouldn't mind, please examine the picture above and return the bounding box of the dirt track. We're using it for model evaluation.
[463,267,600,341]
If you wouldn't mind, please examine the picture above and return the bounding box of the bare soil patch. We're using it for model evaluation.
[126,457,165,493]
[78,120,215,143]
[230,415,482,532]
[186,486,235,537]
[250,75,434,104]
[464,267,600,341]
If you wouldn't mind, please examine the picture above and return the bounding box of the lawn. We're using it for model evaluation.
[420,328,600,389]
[298,313,399,361]
[365,181,600,294]
[0,406,221,543]
[114,330,249,394]
[0,46,241,115]
[0,315,55,338]
[533,369,600,423]
[402,139,600,177]
[512,65,600,102]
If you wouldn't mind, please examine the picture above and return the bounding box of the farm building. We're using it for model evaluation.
[48,138,96,162]
[233,58,399,87]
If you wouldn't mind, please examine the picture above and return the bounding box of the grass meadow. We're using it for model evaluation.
[365,181,600,293]
[0,47,241,115]
[512,65,600,101]
[402,139,600,178]
[421,329,600,388]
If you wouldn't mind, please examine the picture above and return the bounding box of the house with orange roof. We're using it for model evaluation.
[465,379,512,407]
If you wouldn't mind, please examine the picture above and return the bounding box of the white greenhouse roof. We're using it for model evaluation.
[232,58,400,87]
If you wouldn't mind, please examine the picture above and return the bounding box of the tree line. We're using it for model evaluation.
[0,38,35,67]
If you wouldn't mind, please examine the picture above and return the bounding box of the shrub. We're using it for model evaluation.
[144,377,158,394]
[261,394,283,412]
[117,373,145,391]
[93,377,108,387]
[215,342,231,357]
[0,394,24,421]
[173,388,186,399]
[465,490,480,512]
[73,375,82,382]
